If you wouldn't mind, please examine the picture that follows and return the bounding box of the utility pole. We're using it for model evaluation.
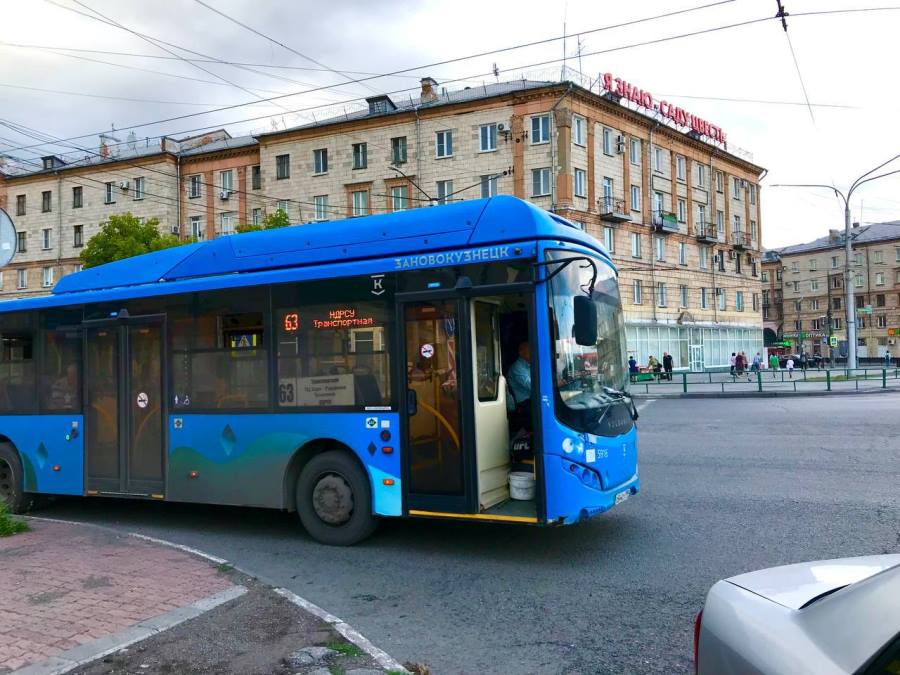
[826,272,834,362]
[772,152,900,368]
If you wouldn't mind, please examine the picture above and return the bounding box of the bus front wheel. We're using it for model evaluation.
[295,450,378,546]
[0,443,28,514]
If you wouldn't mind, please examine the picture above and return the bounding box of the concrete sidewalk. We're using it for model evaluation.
[0,518,238,673]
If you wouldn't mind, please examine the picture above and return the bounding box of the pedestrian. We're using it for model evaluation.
[647,354,661,379]
[730,352,736,376]
[741,351,752,381]
[735,352,744,378]
[751,352,762,373]
[800,352,808,371]
[885,350,892,368]
[769,352,779,379]
[662,352,674,381]
[786,356,795,378]
[628,355,639,382]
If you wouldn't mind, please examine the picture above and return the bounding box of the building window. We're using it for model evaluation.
[72,186,82,208]
[833,317,842,329]
[574,169,586,198]
[391,185,409,211]
[732,214,742,235]
[701,287,709,309]
[677,198,686,223]
[632,279,642,304]
[15,194,25,216]
[696,164,706,187]
[352,143,368,170]
[435,180,453,206]
[719,251,727,272]
[435,130,453,158]
[17,269,26,289]
[480,174,498,198]
[189,174,201,198]
[763,289,769,305]
[854,252,863,265]
[276,200,289,216]
[874,250,884,264]
[750,184,757,204]
[876,293,886,307]
[735,253,742,275]
[190,215,203,239]
[855,274,864,288]
[630,185,641,211]
[17,231,26,253]
[573,116,586,146]
[718,289,726,311]
[276,154,290,179]
[532,168,551,197]
[531,115,550,144]
[876,272,885,286]
[104,182,114,205]
[732,177,741,199]
[251,208,261,225]
[676,155,686,181]
[811,318,822,331]
[314,196,328,221]
[41,190,52,213]
[219,212,236,236]
[833,297,842,310]
[697,204,707,229]
[133,176,145,200]
[479,124,497,152]
[603,227,614,253]
[220,170,234,194]
[810,279,819,291]
[678,241,687,265]
[680,284,688,308]
[877,315,887,328]
[716,210,724,233]
[810,299,819,311]
[793,280,800,292]
[657,282,667,307]
[313,148,328,174]
[810,258,818,271]
[391,136,407,164]
[602,127,614,155]
[351,189,369,217]
[41,228,51,250]
[792,261,800,273]
[631,232,641,258]
[715,171,724,193]
[652,146,663,172]
[699,246,709,269]
[73,224,83,248]
[251,165,261,190]
[750,220,757,241]
[655,236,665,262]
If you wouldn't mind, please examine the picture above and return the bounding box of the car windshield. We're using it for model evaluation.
[547,250,630,435]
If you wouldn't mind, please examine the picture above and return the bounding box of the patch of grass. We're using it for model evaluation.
[328,666,345,675]
[0,502,28,537]
[326,641,365,658]
[216,562,234,574]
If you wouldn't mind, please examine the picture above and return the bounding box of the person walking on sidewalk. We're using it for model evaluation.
[628,355,639,382]
[730,352,737,376]
[885,350,892,368]
[800,352,808,371]
[751,352,762,374]
[769,352,780,378]
[662,352,674,381]
[735,352,745,378]
[786,356,795,378]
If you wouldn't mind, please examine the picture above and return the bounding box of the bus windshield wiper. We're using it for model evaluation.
[602,386,639,421]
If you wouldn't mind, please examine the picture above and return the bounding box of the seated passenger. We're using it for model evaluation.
[507,341,532,431]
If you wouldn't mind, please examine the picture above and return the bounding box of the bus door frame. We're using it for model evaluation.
[82,312,167,498]
[395,280,545,521]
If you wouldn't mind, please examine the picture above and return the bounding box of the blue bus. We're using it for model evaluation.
[0,196,638,545]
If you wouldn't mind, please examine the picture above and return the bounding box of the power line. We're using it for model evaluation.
[657,92,858,109]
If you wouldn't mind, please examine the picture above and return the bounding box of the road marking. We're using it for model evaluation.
[635,399,656,413]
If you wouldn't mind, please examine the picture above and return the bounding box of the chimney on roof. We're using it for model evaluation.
[852,221,860,229]
[420,77,439,104]
[829,229,841,243]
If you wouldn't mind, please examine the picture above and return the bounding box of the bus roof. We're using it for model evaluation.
[0,196,611,313]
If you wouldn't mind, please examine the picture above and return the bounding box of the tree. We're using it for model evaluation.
[80,213,183,269]
[236,208,291,234]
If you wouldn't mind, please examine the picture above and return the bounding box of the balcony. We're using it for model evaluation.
[651,210,679,233]
[694,222,718,243]
[598,196,631,223]
[732,230,752,250]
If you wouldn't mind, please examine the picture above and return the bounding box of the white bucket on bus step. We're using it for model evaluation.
[509,471,535,501]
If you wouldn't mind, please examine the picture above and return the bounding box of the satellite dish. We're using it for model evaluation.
[0,208,16,268]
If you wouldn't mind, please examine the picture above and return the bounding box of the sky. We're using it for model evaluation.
[1,0,899,249]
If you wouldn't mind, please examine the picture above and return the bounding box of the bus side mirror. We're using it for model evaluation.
[573,296,597,346]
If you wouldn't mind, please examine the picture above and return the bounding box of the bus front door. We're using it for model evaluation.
[400,298,477,514]
[84,316,165,497]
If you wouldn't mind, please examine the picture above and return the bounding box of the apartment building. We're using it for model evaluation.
[0,74,765,369]
[763,220,900,360]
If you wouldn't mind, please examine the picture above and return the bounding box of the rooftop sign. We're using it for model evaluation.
[600,73,726,145]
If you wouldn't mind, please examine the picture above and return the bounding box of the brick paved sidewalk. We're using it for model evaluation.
[0,519,237,673]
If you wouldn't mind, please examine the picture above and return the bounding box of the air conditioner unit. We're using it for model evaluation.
[890,339,896,345]
[170,225,180,235]
[119,180,130,190]
[615,134,626,154]
[219,189,231,200]
[497,122,506,132]
[729,250,738,260]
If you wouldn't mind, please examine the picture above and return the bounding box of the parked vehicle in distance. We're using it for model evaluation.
[695,555,900,674]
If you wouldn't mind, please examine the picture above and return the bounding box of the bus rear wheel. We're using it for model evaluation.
[295,450,378,546]
[0,443,28,514]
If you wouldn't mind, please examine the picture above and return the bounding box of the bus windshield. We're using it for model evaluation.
[547,250,629,435]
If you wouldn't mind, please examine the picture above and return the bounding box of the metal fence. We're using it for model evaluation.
[630,367,900,395]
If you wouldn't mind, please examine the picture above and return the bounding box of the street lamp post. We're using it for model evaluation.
[772,153,900,369]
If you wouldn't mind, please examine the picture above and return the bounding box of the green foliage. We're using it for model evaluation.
[326,641,364,658]
[79,213,183,269]
[236,208,291,234]
[0,501,28,537]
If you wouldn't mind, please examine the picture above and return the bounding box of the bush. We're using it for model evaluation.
[0,501,28,537]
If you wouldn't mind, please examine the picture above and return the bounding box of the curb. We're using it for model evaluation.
[632,386,900,399]
[22,516,409,674]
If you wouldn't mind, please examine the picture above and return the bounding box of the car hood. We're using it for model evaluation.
[726,554,900,610]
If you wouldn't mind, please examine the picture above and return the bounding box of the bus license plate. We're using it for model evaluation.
[615,490,630,505]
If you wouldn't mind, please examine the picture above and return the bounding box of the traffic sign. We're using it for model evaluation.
[858,306,873,315]
[829,336,838,347]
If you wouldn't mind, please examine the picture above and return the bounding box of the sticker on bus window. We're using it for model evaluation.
[420,343,435,359]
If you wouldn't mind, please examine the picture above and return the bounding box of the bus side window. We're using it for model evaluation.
[0,312,37,412]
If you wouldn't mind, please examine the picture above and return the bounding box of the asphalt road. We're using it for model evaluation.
[38,393,900,674]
